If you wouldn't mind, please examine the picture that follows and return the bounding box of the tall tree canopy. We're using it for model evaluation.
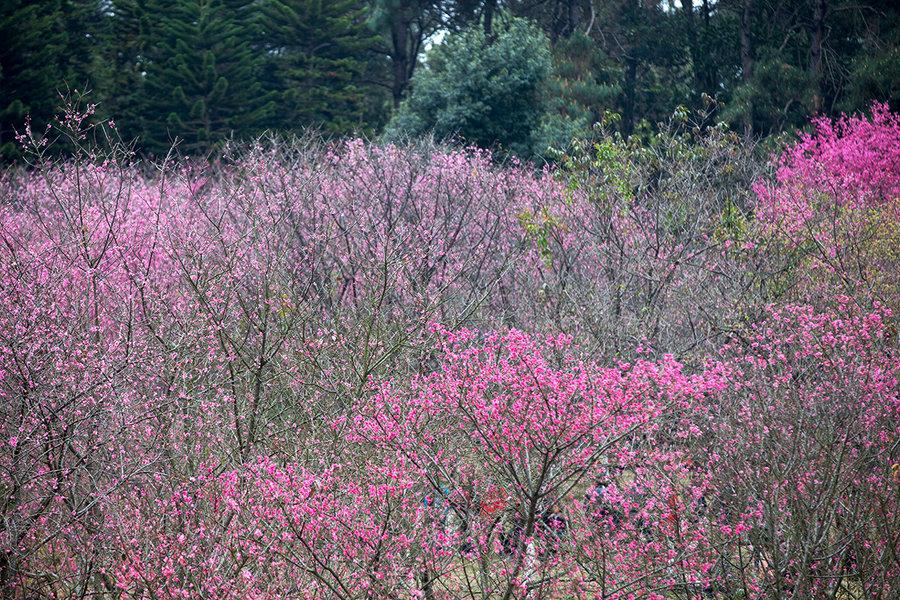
[0,0,102,158]
[260,0,382,136]
[0,0,898,159]
[139,0,275,155]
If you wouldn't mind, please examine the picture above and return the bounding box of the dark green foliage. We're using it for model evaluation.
[724,55,816,134]
[2,0,899,158]
[139,0,275,155]
[838,2,900,112]
[385,13,552,157]
[93,0,149,143]
[843,46,900,110]
[0,1,65,158]
[536,32,620,151]
[261,0,382,135]
[513,0,899,137]
[57,1,105,92]
[718,0,900,134]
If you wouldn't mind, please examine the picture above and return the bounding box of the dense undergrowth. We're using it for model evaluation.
[1,105,898,598]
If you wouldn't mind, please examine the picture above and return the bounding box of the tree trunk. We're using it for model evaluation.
[702,0,714,83]
[740,0,754,136]
[483,0,496,36]
[809,0,827,113]
[623,55,638,135]
[390,18,410,108]
[685,0,702,102]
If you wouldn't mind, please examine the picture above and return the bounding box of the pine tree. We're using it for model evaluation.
[536,31,621,150]
[57,0,105,93]
[140,0,275,155]
[94,0,150,143]
[261,0,379,135]
[0,0,65,159]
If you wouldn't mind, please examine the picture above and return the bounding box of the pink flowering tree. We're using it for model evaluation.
[754,103,900,307]
[347,326,729,598]
[1,98,898,598]
[111,458,444,598]
[705,299,899,598]
[0,110,167,595]
[99,328,732,600]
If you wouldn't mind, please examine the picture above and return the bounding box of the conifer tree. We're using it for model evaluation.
[94,0,149,143]
[0,0,65,158]
[57,0,104,93]
[140,0,275,155]
[262,0,380,135]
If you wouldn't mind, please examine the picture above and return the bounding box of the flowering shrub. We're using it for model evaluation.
[754,103,900,307]
[104,328,730,599]
[0,104,898,597]
[112,459,437,598]
[705,299,899,598]
[347,326,727,598]
[755,103,900,229]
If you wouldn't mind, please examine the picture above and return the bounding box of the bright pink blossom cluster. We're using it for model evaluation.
[754,103,900,306]
[755,103,900,230]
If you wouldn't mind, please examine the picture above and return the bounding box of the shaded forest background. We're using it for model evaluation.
[1,0,898,160]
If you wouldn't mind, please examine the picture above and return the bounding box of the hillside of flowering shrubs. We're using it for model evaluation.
[0,105,897,599]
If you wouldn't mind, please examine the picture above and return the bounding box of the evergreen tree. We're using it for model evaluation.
[140,0,276,155]
[0,0,65,158]
[536,31,620,151]
[57,0,105,93]
[385,13,552,158]
[720,0,900,135]
[94,0,150,143]
[835,0,900,112]
[3,0,900,158]
[511,0,694,135]
[261,0,381,135]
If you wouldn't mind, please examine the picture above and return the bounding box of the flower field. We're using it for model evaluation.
[1,106,898,598]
